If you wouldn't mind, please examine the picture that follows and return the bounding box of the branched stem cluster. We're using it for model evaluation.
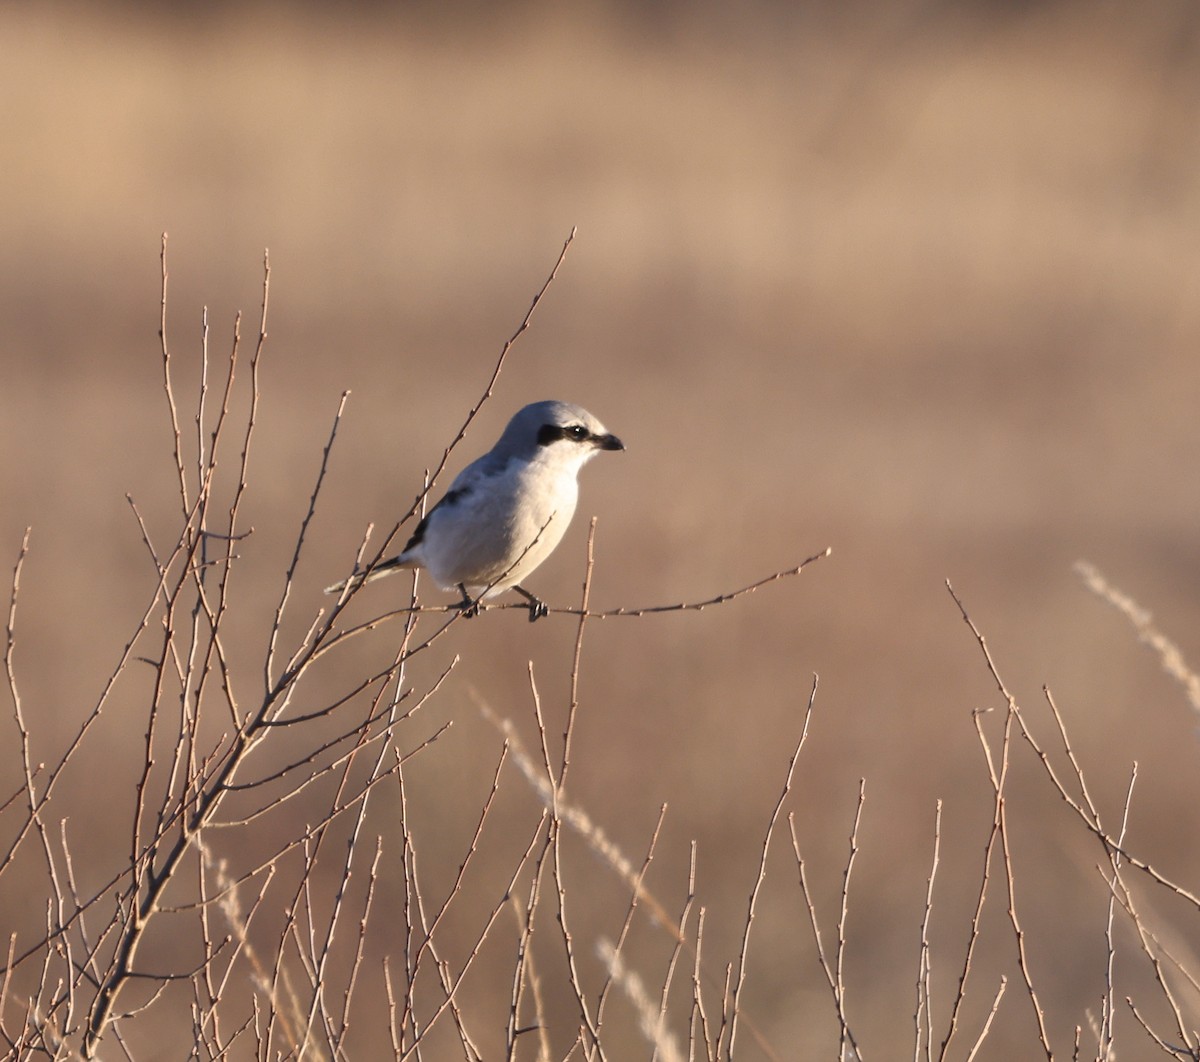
[1,237,1194,1061]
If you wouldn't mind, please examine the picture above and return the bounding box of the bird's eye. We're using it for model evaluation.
[566,425,589,441]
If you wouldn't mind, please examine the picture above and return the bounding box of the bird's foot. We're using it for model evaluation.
[513,585,549,623]
[456,585,482,618]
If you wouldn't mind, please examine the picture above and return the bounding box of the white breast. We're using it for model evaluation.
[416,457,581,595]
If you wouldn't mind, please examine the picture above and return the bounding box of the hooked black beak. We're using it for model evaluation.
[596,433,625,452]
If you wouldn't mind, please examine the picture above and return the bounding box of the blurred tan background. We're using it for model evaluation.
[3,0,1200,1056]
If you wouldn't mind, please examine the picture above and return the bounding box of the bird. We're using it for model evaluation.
[325,400,624,621]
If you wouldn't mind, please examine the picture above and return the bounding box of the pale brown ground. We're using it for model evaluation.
[2,1,1200,1057]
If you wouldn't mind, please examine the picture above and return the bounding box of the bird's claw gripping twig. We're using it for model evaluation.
[456,584,482,618]
[513,585,549,623]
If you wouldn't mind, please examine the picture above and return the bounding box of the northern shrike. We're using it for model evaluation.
[326,400,624,620]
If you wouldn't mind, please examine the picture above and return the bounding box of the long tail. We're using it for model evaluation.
[324,555,414,594]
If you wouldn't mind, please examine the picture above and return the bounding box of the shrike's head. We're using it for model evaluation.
[493,400,624,471]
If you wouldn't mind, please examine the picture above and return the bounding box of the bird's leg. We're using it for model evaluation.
[512,585,549,623]
[456,584,482,618]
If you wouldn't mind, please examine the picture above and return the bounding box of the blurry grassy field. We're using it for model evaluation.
[2,0,1200,1056]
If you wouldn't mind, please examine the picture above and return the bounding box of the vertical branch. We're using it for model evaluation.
[234,249,270,677]
[395,765,420,1054]
[792,781,864,1062]
[159,233,190,515]
[725,675,818,1060]
[3,531,81,1042]
[196,305,210,500]
[3,530,36,868]
[835,782,866,1060]
[1100,765,1137,1056]
[549,815,603,1059]
[524,658,602,1056]
[937,709,1000,1062]
[914,800,941,1062]
[398,825,545,1062]
[653,842,698,1062]
[560,517,597,790]
[506,818,553,1062]
[156,299,219,884]
[183,298,250,737]
[946,582,1052,1059]
[128,442,202,919]
[690,907,714,1061]
[963,978,1007,1062]
[594,804,669,1028]
[996,740,1052,1059]
[396,738,509,1049]
[333,836,385,1056]
[534,514,603,1055]
[597,939,685,1062]
[1112,864,1198,1054]
[266,390,351,689]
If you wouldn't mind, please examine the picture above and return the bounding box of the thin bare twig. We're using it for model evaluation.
[334,228,579,596]
[946,581,1053,1060]
[595,804,670,1028]
[321,550,832,649]
[726,676,818,1060]
[914,799,941,1062]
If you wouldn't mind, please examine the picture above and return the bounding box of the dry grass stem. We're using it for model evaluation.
[597,939,685,1062]
[1076,561,1200,715]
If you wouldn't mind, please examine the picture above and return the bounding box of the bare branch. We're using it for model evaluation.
[726,675,818,1059]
